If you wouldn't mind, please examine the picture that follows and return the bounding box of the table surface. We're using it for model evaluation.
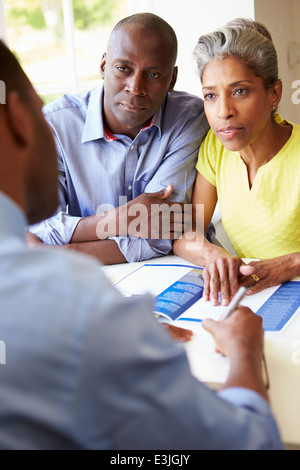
[102,255,300,448]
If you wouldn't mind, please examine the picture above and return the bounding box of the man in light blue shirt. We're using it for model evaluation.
[0,37,283,450]
[28,13,212,264]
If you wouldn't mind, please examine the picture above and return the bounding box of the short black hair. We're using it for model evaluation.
[111,13,178,62]
[0,40,32,105]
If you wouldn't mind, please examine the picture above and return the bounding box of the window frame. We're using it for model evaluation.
[1,0,96,95]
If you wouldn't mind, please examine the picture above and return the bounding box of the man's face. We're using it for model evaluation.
[100,26,177,139]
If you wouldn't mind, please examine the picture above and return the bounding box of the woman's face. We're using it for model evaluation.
[202,56,278,153]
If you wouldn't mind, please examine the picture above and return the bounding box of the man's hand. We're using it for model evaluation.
[162,323,193,342]
[202,306,263,358]
[26,231,43,246]
[73,184,191,243]
[202,306,268,400]
[121,184,192,240]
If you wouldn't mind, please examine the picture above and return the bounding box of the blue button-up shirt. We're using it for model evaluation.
[30,84,210,262]
[0,192,283,449]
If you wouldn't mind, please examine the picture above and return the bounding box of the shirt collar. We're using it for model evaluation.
[81,82,165,143]
[0,191,27,242]
[81,84,105,143]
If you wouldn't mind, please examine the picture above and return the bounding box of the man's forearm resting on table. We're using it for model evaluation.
[70,210,119,243]
[71,194,189,243]
[63,239,127,264]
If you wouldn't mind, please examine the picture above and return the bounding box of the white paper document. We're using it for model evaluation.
[114,263,300,331]
[114,262,299,388]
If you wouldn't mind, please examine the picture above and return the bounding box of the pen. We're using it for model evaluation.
[221,286,248,320]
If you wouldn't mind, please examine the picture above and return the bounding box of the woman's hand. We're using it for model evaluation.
[202,246,255,305]
[246,253,300,295]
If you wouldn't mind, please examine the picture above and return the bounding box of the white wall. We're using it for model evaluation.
[255,0,300,123]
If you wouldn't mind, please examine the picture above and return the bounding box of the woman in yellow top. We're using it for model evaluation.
[173,18,300,306]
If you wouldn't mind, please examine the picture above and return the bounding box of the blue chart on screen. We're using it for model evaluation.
[256,281,300,331]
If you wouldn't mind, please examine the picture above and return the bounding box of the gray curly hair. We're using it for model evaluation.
[194,18,278,89]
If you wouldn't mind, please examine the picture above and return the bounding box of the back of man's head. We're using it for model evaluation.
[0,40,59,225]
[0,40,32,108]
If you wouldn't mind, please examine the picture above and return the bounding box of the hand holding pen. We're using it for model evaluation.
[202,286,269,391]
[220,286,248,320]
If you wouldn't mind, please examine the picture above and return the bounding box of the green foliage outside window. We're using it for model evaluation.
[73,0,118,29]
[6,0,46,29]
[6,0,118,31]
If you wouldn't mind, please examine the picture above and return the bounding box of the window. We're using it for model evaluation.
[1,1,259,106]
[1,0,128,103]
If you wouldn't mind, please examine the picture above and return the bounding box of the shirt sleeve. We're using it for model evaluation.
[112,236,173,263]
[144,110,209,202]
[196,129,218,187]
[29,212,81,245]
[116,110,210,262]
